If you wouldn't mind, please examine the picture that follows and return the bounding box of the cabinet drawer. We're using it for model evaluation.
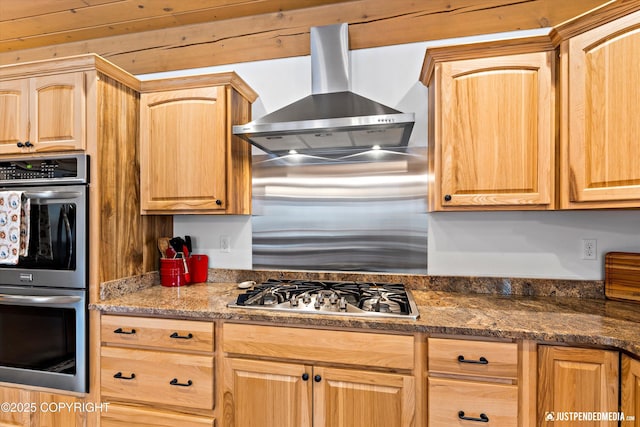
[428,338,518,379]
[101,315,214,352]
[101,347,214,410]
[101,403,215,427]
[429,377,518,426]
[223,323,414,370]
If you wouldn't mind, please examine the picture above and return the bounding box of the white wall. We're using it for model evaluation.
[173,215,253,269]
[140,29,640,280]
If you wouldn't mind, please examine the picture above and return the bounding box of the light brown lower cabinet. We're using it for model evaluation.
[101,403,214,427]
[0,386,30,427]
[92,314,640,427]
[0,385,87,427]
[224,358,414,427]
[427,337,528,427]
[99,315,215,427]
[622,355,640,427]
[222,323,417,427]
[538,345,619,427]
[429,377,518,426]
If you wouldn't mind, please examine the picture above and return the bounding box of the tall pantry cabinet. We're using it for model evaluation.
[0,54,172,427]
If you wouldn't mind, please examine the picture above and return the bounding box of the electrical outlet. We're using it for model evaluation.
[581,239,597,260]
[220,235,231,253]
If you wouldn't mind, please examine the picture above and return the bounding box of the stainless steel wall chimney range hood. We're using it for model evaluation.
[232,23,415,156]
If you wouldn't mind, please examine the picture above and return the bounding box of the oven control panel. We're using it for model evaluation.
[0,154,88,185]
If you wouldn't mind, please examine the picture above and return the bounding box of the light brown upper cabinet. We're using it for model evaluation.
[421,36,556,211]
[555,8,640,209]
[0,72,85,154]
[139,73,256,214]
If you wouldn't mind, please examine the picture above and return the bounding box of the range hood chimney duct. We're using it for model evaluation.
[232,23,415,157]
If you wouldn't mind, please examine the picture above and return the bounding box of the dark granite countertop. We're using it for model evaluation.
[90,281,640,358]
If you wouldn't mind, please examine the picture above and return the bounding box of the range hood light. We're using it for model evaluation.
[372,145,381,150]
[233,23,415,157]
[288,149,298,155]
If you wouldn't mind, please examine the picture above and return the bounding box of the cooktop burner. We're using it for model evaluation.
[228,279,419,319]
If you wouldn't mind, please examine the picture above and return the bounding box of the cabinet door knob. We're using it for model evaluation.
[444,194,452,202]
[113,327,136,335]
[113,372,136,380]
[17,142,24,148]
[458,411,489,423]
[215,199,222,206]
[314,375,322,382]
[169,378,193,387]
[302,373,309,381]
[457,355,489,365]
[24,141,33,148]
[169,332,193,339]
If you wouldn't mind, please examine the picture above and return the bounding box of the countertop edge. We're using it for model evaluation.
[90,284,640,359]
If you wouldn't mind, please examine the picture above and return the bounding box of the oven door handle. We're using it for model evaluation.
[0,294,82,305]
[24,191,83,201]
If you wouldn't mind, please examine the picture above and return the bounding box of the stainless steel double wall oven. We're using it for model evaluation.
[0,154,89,393]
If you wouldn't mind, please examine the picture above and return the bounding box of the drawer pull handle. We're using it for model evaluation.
[457,355,488,365]
[170,332,193,339]
[458,411,489,423]
[113,327,136,335]
[113,372,136,380]
[169,378,193,387]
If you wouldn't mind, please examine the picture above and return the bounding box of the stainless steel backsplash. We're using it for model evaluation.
[251,148,428,273]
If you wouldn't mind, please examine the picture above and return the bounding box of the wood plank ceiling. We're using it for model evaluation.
[0,0,353,52]
[0,0,613,74]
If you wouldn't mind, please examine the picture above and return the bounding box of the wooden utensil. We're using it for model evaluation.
[157,237,171,258]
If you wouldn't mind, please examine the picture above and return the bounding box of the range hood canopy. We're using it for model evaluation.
[232,23,415,157]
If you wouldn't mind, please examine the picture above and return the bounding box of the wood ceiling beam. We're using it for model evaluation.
[0,0,610,75]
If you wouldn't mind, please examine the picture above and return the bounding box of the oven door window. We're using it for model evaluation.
[17,200,77,270]
[0,304,76,374]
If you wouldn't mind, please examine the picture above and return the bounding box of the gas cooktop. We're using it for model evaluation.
[228,279,419,319]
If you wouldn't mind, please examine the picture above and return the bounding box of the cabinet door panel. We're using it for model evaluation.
[538,346,619,427]
[0,80,29,151]
[0,386,29,427]
[563,12,640,207]
[428,337,518,379]
[313,366,415,427]
[101,403,214,427]
[101,347,214,410]
[437,52,553,209]
[428,377,518,427]
[223,358,312,427]
[101,315,214,353]
[30,392,87,427]
[622,355,640,427]
[140,87,227,212]
[30,72,85,151]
